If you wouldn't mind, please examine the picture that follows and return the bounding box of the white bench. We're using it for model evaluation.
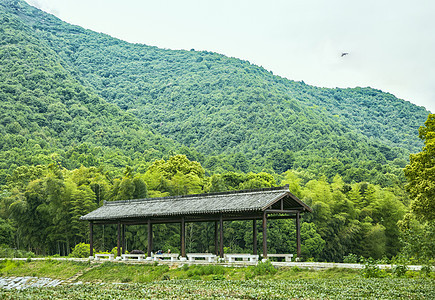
[95,254,114,261]
[266,254,293,262]
[121,254,146,261]
[153,253,179,262]
[187,253,217,263]
[225,254,259,263]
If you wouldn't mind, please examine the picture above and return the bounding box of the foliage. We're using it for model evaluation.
[252,260,277,276]
[401,114,435,262]
[0,0,430,187]
[0,155,412,260]
[69,243,93,258]
[398,219,435,262]
[404,114,435,222]
[360,258,389,278]
[0,247,34,258]
[186,265,225,278]
[421,265,434,278]
[0,278,434,299]
[343,253,358,264]
[392,264,408,277]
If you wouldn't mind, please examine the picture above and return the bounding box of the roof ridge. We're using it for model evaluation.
[103,184,290,206]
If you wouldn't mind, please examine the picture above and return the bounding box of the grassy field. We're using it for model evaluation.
[0,259,90,280]
[0,260,364,282]
[1,260,434,299]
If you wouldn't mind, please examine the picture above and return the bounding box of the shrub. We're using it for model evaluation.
[421,265,434,278]
[212,274,225,280]
[392,264,408,277]
[185,265,225,277]
[0,247,35,258]
[110,247,128,255]
[253,260,277,276]
[360,257,389,278]
[343,253,358,263]
[70,243,94,258]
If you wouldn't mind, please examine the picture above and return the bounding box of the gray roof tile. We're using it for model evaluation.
[80,185,311,221]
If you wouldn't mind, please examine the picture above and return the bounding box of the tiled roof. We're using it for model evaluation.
[80,185,311,222]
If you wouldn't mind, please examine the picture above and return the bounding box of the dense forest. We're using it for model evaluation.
[0,0,433,263]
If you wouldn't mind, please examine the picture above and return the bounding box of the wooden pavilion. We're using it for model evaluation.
[80,185,312,259]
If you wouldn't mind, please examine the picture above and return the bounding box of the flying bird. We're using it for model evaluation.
[341,52,349,57]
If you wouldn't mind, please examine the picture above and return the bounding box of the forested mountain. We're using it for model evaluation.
[0,0,431,184]
[0,0,176,185]
[0,0,432,262]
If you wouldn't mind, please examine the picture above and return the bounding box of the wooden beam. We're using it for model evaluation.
[181,217,186,258]
[253,219,257,255]
[262,211,267,259]
[117,221,121,258]
[219,214,224,258]
[89,222,93,258]
[296,212,301,257]
[90,212,302,226]
[121,224,125,254]
[264,209,300,214]
[147,219,153,257]
[214,221,219,256]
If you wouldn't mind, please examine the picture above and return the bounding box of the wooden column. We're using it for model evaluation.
[121,224,126,254]
[181,217,186,258]
[219,214,224,258]
[147,219,153,257]
[296,212,301,257]
[262,212,267,259]
[253,219,257,255]
[214,221,219,256]
[117,221,121,258]
[89,222,94,258]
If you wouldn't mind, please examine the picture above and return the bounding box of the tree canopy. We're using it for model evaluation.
[404,114,435,222]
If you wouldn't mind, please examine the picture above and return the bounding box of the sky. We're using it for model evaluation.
[26,0,434,113]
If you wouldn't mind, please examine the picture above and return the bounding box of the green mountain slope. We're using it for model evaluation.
[0,0,431,184]
[0,2,176,184]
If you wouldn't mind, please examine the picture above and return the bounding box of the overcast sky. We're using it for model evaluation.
[26,0,434,113]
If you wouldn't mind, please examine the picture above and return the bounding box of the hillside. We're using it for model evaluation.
[0,1,176,184]
[0,0,431,184]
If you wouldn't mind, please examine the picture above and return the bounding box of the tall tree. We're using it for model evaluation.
[404,114,435,222]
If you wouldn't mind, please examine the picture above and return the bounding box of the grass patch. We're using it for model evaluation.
[0,259,90,280]
[276,266,360,279]
[1,259,431,283]
[79,262,171,283]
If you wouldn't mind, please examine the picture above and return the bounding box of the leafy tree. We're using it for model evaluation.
[300,222,325,259]
[404,114,435,222]
[143,155,205,196]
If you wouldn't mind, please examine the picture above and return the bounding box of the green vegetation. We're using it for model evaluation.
[0,0,430,185]
[2,260,433,282]
[0,277,434,299]
[0,260,433,299]
[400,113,435,262]
[0,155,411,262]
[0,259,90,280]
